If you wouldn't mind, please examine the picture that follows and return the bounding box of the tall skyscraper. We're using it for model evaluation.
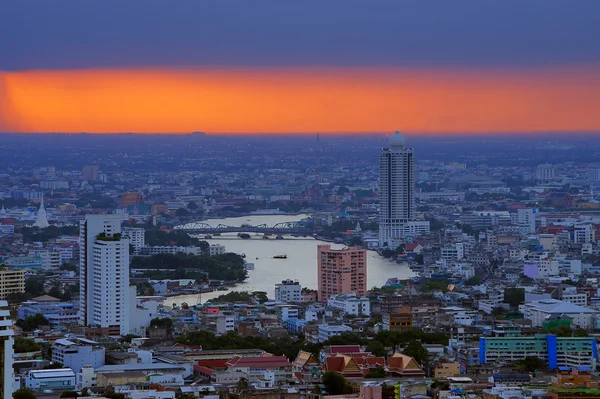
[317,245,366,302]
[79,214,130,335]
[1,300,15,399]
[379,131,415,246]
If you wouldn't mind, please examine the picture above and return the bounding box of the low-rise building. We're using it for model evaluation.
[523,299,598,329]
[382,307,412,332]
[225,355,293,387]
[52,337,105,374]
[25,368,76,391]
[327,292,370,316]
[435,362,461,379]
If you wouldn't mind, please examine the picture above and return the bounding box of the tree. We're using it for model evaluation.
[491,307,506,318]
[181,302,190,310]
[365,340,387,357]
[13,336,42,353]
[503,288,525,307]
[464,275,482,286]
[60,391,79,398]
[322,371,352,395]
[365,366,387,378]
[515,356,547,372]
[402,341,429,368]
[13,388,37,399]
[16,313,49,331]
[187,201,198,210]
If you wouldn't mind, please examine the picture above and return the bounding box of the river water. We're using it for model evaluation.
[170,214,415,305]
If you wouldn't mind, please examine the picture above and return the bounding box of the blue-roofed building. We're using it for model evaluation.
[479,334,597,370]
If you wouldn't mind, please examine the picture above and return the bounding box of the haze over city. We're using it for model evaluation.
[3,2,600,399]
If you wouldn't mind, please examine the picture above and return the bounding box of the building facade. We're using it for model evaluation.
[479,335,597,370]
[379,131,415,246]
[79,214,130,335]
[274,279,302,303]
[317,245,366,302]
[1,300,14,399]
[122,227,145,252]
[0,269,25,300]
[52,338,105,374]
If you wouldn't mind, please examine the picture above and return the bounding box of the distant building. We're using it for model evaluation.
[536,164,555,182]
[3,256,42,270]
[1,300,15,399]
[0,269,25,300]
[517,208,537,234]
[379,131,415,246]
[25,368,76,391]
[434,363,461,379]
[317,245,366,302]
[209,244,226,256]
[118,193,143,209]
[523,299,598,329]
[82,165,99,181]
[275,279,302,303]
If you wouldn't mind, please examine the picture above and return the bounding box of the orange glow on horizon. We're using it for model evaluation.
[1,67,600,134]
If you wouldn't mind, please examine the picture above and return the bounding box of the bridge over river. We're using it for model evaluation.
[174,221,313,235]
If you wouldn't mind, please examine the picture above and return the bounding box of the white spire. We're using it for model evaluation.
[34,195,50,228]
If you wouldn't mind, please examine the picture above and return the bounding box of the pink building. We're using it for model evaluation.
[317,245,367,302]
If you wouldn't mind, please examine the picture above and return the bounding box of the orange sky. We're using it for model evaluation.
[1,67,600,134]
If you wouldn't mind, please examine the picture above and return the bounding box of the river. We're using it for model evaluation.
[169,214,415,305]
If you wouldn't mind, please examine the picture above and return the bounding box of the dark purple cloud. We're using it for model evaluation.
[1,0,599,70]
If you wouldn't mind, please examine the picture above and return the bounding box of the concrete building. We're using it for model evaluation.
[479,335,597,369]
[1,300,15,399]
[382,308,413,332]
[123,227,145,252]
[209,244,226,256]
[523,299,598,329]
[25,368,76,391]
[52,337,105,374]
[0,268,25,300]
[28,249,61,269]
[79,214,130,335]
[435,363,461,379]
[379,131,415,246]
[82,165,99,181]
[574,224,595,244]
[517,208,537,234]
[3,256,42,270]
[216,315,235,335]
[274,279,302,303]
[138,245,201,256]
[18,297,78,327]
[327,292,370,316]
[317,245,366,302]
[441,243,465,261]
[588,165,600,182]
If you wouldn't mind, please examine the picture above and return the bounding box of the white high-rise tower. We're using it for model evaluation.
[79,214,130,335]
[379,131,415,246]
[1,300,15,399]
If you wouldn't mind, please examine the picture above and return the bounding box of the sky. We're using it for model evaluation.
[1,0,600,134]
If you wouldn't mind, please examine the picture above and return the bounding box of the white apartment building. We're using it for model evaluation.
[274,279,302,303]
[52,337,105,374]
[123,227,145,252]
[379,131,415,246]
[209,244,226,256]
[25,368,76,391]
[574,224,595,244]
[314,324,353,343]
[441,243,464,261]
[327,292,370,316]
[1,300,15,399]
[79,214,130,335]
[517,208,537,234]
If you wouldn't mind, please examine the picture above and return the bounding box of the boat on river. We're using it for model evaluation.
[273,254,288,259]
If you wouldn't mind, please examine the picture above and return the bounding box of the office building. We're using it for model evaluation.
[327,292,370,316]
[1,300,14,399]
[0,268,25,300]
[479,335,597,370]
[382,307,413,332]
[274,279,302,303]
[588,165,600,182]
[79,214,130,335]
[536,164,555,182]
[379,131,422,246]
[122,227,145,252]
[317,245,366,302]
